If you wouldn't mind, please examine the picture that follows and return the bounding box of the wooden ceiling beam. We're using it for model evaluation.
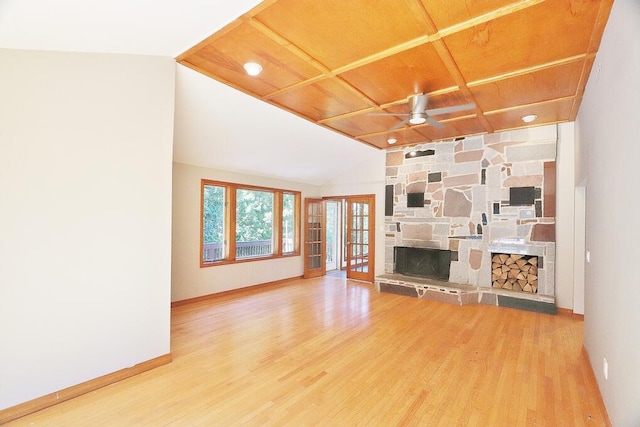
[436,0,545,38]
[429,38,493,135]
[467,54,589,88]
[483,95,577,116]
[247,19,331,75]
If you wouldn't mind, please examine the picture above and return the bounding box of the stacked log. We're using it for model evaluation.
[491,253,538,293]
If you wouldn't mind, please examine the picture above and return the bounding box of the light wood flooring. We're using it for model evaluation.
[6,277,609,426]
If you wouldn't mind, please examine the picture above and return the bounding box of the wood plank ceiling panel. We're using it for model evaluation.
[176,0,614,149]
[414,116,487,142]
[338,43,458,106]
[359,128,436,150]
[485,97,576,132]
[268,79,373,122]
[442,0,603,83]
[469,59,587,112]
[254,0,433,70]
[323,113,402,138]
[421,0,526,30]
[180,21,324,97]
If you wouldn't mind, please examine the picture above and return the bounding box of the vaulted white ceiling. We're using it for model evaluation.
[0,0,380,185]
[0,1,261,56]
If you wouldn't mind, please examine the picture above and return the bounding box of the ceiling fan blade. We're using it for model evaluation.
[425,116,444,129]
[389,119,409,131]
[425,103,476,116]
[410,94,428,113]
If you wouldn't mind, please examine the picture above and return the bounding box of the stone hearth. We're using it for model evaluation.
[375,274,556,314]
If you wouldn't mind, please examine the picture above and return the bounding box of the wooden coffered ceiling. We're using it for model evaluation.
[177,0,613,149]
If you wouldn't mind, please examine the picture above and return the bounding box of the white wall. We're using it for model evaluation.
[0,49,175,410]
[171,162,321,302]
[320,150,387,277]
[576,1,640,425]
[573,184,586,315]
[555,123,576,309]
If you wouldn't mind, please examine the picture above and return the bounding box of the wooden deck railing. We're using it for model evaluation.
[204,240,294,261]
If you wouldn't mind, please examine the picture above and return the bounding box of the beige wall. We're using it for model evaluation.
[0,49,175,410]
[171,162,321,302]
[320,150,387,277]
[576,1,640,424]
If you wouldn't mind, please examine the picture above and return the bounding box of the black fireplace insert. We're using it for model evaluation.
[394,246,451,280]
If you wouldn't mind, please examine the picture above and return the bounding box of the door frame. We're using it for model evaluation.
[323,194,375,283]
[303,198,326,278]
[344,195,375,282]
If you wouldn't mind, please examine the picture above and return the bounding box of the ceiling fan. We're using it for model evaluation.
[371,94,476,131]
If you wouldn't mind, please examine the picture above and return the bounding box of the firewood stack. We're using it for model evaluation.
[491,253,538,293]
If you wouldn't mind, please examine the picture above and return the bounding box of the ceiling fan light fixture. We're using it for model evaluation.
[521,114,538,123]
[387,137,397,145]
[408,113,427,125]
[243,62,263,76]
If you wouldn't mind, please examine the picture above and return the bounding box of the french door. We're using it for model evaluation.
[303,195,375,282]
[346,195,375,282]
[303,198,325,278]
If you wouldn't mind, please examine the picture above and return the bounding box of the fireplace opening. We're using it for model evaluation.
[394,246,451,280]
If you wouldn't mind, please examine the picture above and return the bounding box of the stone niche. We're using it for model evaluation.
[379,125,558,312]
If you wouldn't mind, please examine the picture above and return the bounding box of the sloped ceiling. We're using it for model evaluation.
[177,0,613,149]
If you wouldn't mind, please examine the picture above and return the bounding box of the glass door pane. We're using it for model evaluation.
[304,198,325,278]
[346,195,374,282]
[325,201,340,271]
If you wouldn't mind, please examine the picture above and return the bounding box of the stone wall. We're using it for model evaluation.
[384,125,557,297]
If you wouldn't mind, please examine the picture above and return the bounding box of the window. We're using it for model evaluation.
[236,188,273,259]
[202,184,226,262]
[282,193,295,254]
[201,180,300,266]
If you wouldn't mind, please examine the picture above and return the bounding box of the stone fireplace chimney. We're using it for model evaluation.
[378,125,557,313]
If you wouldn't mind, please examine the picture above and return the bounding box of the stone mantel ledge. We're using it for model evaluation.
[487,238,553,257]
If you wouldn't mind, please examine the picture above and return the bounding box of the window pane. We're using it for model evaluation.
[282,193,295,254]
[203,185,225,262]
[236,189,273,258]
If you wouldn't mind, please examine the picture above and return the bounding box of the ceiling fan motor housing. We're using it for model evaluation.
[410,93,428,113]
[409,112,427,125]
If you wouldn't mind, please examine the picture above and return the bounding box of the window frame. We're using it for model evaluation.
[200,179,301,267]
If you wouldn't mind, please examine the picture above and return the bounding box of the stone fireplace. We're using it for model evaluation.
[375,125,558,314]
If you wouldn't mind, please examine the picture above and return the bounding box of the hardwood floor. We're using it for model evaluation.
[6,277,609,426]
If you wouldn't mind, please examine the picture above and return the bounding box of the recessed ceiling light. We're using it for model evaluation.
[409,151,417,157]
[243,62,263,76]
[521,114,538,123]
[387,137,397,145]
